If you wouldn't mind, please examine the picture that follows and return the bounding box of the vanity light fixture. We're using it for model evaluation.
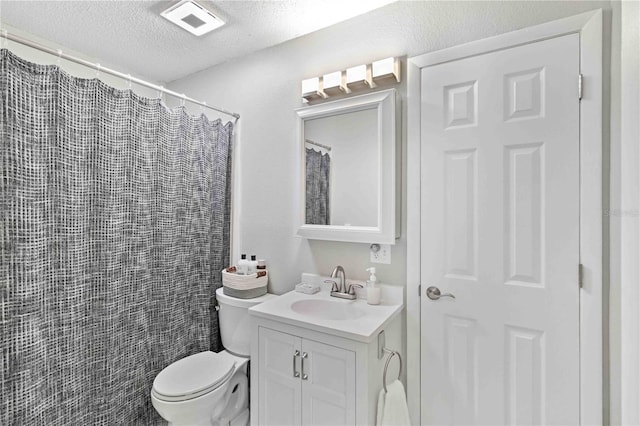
[372,57,401,85]
[301,77,328,103]
[322,71,343,96]
[345,64,372,93]
[301,57,400,103]
[161,0,225,36]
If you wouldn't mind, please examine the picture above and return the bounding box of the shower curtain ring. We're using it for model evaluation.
[127,74,132,91]
[95,63,101,79]
[180,94,186,107]
[56,49,62,67]
[157,86,164,101]
[1,30,8,50]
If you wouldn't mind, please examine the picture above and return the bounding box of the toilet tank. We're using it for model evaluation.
[215,287,277,356]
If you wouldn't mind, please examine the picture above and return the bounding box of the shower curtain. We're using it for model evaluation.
[0,49,233,425]
[305,147,330,225]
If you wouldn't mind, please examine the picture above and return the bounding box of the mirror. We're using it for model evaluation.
[304,107,378,227]
[295,89,398,244]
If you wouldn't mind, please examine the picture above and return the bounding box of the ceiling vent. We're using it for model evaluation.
[161,0,225,36]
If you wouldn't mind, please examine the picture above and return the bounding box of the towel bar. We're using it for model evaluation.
[382,348,402,393]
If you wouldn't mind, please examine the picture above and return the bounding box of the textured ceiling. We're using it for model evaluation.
[0,0,396,83]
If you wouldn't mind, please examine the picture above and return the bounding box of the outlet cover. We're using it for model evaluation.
[370,244,391,264]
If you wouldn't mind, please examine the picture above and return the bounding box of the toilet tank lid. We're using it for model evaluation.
[215,287,277,308]
[153,351,235,398]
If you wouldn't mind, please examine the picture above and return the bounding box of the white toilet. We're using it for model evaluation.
[151,287,276,426]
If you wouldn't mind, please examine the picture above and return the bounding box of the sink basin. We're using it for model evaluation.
[291,299,365,320]
[249,277,404,342]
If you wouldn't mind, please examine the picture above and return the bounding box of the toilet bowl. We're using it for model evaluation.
[151,350,248,426]
[151,288,276,426]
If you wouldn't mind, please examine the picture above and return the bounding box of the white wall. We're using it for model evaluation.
[608,1,622,422]
[614,0,640,424]
[607,0,640,423]
[168,0,611,295]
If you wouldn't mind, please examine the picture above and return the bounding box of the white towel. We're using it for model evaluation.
[376,379,411,426]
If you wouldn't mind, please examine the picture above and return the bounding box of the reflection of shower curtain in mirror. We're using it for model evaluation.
[305,148,331,225]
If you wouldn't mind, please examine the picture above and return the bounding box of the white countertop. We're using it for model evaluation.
[248,274,404,343]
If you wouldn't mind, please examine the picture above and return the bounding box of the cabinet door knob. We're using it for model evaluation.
[301,352,308,380]
[293,350,300,378]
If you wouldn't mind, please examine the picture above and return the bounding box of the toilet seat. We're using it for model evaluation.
[152,351,236,402]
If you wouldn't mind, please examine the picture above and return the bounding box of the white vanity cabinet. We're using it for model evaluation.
[249,276,404,426]
[250,314,402,426]
[257,327,356,425]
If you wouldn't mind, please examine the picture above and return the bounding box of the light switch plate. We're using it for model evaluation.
[370,244,391,264]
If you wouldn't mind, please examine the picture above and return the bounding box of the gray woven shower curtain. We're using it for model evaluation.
[0,49,232,425]
[305,147,330,225]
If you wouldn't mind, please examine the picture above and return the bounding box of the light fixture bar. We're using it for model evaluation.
[301,57,400,103]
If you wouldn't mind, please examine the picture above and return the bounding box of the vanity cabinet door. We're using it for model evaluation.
[301,339,356,426]
[257,327,357,426]
[258,328,302,426]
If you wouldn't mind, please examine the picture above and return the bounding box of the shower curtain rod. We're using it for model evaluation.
[305,139,332,151]
[0,30,240,121]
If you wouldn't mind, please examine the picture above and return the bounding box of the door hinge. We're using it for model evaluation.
[578,73,583,101]
[418,284,421,296]
[579,263,584,288]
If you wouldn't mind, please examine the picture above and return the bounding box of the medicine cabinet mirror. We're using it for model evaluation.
[295,89,399,244]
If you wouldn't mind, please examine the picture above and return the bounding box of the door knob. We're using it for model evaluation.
[426,286,455,300]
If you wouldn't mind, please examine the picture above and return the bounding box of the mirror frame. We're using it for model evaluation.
[295,88,399,244]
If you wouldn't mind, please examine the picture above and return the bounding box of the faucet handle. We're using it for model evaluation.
[347,283,363,296]
[324,280,339,293]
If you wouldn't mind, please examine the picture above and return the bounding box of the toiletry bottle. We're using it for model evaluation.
[366,267,381,305]
[248,255,258,275]
[237,254,248,275]
[257,259,266,270]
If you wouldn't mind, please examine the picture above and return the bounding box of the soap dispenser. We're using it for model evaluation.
[365,267,381,305]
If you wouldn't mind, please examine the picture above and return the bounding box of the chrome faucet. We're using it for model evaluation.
[331,265,346,293]
[327,265,362,300]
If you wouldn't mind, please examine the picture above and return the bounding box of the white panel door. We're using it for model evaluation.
[301,339,356,426]
[258,327,302,426]
[420,34,580,425]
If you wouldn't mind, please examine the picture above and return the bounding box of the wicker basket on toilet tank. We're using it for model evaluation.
[221,269,268,299]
